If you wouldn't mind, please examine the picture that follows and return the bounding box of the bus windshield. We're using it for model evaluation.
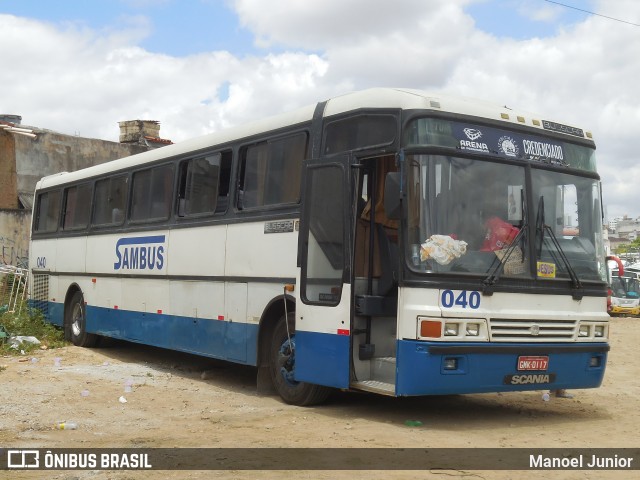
[610,276,640,299]
[405,154,606,282]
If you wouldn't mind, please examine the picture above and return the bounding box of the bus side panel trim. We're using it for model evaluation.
[294,330,350,388]
[82,304,257,365]
[47,301,64,327]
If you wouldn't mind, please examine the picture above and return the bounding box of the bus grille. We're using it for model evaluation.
[489,318,576,342]
[31,273,50,318]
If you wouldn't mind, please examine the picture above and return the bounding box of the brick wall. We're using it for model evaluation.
[0,132,18,209]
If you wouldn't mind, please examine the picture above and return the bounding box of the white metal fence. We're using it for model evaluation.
[0,264,29,314]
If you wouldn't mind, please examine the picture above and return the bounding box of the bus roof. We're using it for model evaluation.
[35,87,593,189]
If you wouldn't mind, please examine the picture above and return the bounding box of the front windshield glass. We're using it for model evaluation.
[532,170,606,281]
[611,276,640,299]
[406,154,529,276]
[406,154,607,282]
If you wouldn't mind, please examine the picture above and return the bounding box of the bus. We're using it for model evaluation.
[29,88,610,405]
[608,275,640,316]
[608,264,640,316]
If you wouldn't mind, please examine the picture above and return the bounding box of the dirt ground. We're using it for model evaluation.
[1,317,639,480]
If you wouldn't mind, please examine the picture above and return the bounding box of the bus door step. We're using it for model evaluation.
[351,380,395,396]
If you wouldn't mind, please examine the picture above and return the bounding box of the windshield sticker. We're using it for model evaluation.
[498,136,519,157]
[460,128,490,153]
[452,123,570,165]
[523,139,564,162]
[537,261,556,278]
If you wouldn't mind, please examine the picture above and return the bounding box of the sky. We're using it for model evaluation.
[1,0,639,221]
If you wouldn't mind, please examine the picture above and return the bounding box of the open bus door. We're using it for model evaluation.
[295,155,353,389]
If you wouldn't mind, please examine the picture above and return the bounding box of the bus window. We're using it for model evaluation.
[130,164,174,222]
[323,114,396,155]
[34,189,61,233]
[302,164,345,305]
[238,133,306,209]
[62,183,92,230]
[92,175,128,226]
[532,169,605,281]
[177,154,220,217]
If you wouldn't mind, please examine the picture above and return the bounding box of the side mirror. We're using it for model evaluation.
[384,172,402,220]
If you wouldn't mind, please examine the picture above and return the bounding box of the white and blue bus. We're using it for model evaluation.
[29,88,609,405]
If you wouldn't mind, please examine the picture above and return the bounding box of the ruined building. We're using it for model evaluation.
[0,116,171,266]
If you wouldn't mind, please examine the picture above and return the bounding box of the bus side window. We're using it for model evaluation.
[62,183,92,230]
[93,175,128,227]
[177,154,220,217]
[34,189,61,233]
[238,132,306,210]
[177,150,232,217]
[130,164,174,222]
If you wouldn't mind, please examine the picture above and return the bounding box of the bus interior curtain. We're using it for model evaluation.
[360,156,399,230]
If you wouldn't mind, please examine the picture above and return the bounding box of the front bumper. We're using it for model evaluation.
[396,340,608,396]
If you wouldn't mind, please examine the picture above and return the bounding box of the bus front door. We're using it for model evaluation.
[295,157,352,389]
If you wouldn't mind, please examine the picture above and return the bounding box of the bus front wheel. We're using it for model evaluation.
[269,313,330,406]
[66,291,98,347]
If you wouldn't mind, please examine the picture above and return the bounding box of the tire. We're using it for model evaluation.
[65,291,98,347]
[269,313,331,406]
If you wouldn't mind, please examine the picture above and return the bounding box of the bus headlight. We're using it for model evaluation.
[444,323,459,336]
[579,325,590,337]
[466,323,480,336]
[594,325,605,337]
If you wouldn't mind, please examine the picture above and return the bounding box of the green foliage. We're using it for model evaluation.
[0,302,66,355]
[615,238,640,255]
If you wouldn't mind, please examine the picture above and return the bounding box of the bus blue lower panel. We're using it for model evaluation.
[295,330,350,389]
[396,340,608,396]
[42,301,258,366]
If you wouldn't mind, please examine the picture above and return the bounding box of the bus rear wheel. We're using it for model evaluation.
[269,313,330,406]
[66,291,98,347]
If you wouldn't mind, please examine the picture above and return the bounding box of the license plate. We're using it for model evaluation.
[517,355,549,371]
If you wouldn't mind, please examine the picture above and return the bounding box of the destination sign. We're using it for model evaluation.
[542,120,585,138]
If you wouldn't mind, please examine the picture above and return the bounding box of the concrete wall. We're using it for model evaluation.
[0,209,30,267]
[13,129,148,207]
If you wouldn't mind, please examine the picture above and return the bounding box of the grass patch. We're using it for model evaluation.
[0,303,66,355]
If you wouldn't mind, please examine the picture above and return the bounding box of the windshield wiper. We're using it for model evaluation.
[536,196,583,300]
[482,221,527,296]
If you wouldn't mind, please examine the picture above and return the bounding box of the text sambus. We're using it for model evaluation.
[30,88,609,405]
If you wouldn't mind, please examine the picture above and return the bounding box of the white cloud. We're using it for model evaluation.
[1,0,639,219]
[518,0,564,23]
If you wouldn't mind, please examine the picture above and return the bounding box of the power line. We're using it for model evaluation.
[543,0,640,27]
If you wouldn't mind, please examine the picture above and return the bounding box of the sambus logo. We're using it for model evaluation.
[114,235,166,271]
